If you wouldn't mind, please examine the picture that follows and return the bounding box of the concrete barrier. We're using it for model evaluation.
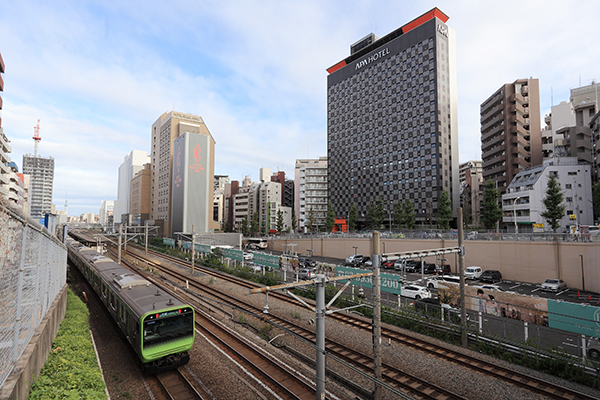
[0,285,67,400]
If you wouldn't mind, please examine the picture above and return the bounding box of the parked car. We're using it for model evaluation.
[540,278,567,292]
[345,254,364,266]
[435,264,451,274]
[395,259,422,272]
[299,268,316,280]
[299,258,316,268]
[382,259,395,269]
[360,256,372,268]
[247,262,262,273]
[464,266,482,280]
[479,270,502,283]
[423,263,437,274]
[243,252,254,261]
[401,284,431,299]
[427,275,460,289]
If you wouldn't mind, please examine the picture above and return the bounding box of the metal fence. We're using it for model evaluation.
[266,229,600,242]
[0,202,67,388]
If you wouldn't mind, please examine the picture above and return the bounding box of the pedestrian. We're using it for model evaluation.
[486,294,499,316]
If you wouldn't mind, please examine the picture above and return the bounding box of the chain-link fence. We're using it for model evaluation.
[0,201,67,388]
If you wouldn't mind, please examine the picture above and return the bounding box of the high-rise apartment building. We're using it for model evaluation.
[295,157,328,233]
[327,8,459,227]
[22,154,54,221]
[151,111,217,237]
[116,150,150,225]
[99,200,114,229]
[480,78,541,194]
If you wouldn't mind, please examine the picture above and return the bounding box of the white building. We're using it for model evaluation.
[295,157,328,233]
[99,200,114,228]
[116,150,150,225]
[502,157,593,233]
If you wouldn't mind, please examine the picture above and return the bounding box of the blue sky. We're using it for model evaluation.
[1,0,599,216]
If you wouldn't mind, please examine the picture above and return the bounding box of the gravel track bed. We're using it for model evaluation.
[70,260,600,400]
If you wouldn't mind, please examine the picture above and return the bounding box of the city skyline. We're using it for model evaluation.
[1,1,599,216]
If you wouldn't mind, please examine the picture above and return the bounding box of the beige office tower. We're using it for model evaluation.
[151,111,218,237]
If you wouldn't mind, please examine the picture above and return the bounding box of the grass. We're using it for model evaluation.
[28,289,107,400]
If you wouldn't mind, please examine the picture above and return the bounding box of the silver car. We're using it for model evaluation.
[540,279,567,292]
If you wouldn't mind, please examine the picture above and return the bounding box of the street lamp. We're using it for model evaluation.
[384,208,392,233]
[353,246,358,256]
[513,197,520,235]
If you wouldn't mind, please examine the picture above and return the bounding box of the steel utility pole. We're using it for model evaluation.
[458,208,467,347]
[145,222,148,255]
[117,224,122,264]
[372,231,382,400]
[191,225,196,275]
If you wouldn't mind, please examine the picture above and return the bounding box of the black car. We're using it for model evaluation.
[479,270,502,283]
[298,258,316,268]
[423,263,437,274]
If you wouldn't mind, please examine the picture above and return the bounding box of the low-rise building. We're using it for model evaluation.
[502,157,593,233]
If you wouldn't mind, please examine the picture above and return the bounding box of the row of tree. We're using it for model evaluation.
[234,176,600,235]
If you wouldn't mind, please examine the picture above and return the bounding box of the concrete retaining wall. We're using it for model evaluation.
[0,285,67,400]
[270,237,600,292]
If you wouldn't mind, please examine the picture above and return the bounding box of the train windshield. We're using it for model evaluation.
[143,309,194,347]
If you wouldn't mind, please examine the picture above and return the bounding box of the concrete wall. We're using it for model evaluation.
[0,285,67,400]
[270,238,600,292]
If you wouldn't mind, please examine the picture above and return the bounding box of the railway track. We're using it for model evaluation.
[97,238,597,400]
[122,247,467,400]
[156,369,204,400]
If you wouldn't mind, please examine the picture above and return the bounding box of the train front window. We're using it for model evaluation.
[143,311,193,346]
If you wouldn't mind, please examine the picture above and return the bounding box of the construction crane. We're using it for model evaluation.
[33,119,41,157]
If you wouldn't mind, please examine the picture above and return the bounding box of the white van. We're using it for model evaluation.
[465,266,482,279]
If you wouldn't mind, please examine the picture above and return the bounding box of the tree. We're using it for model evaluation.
[349,203,358,232]
[250,211,259,236]
[325,203,335,232]
[481,180,502,229]
[593,181,600,223]
[394,201,403,229]
[291,212,297,232]
[403,199,416,229]
[307,207,315,233]
[241,217,249,236]
[367,199,384,230]
[437,190,453,229]
[541,174,566,232]
[276,210,284,234]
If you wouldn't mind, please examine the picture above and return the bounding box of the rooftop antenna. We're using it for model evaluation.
[33,119,41,157]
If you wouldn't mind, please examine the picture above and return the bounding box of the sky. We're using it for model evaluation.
[1,0,599,217]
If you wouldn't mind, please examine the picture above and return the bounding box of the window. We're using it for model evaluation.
[565,184,572,189]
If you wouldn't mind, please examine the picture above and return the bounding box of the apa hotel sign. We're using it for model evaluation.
[355,48,390,70]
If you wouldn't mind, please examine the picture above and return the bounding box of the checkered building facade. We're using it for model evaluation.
[327,8,459,224]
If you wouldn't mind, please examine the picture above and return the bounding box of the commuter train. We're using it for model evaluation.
[65,236,195,374]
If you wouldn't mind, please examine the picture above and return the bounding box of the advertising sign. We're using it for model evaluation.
[336,266,402,295]
[163,238,175,246]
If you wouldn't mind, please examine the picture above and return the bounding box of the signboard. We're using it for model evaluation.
[163,238,175,246]
[569,214,577,221]
[253,253,280,269]
[223,248,243,261]
[533,223,544,233]
[548,300,600,338]
[336,266,402,295]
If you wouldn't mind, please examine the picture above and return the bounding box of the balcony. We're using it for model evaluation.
[481,123,505,142]
[482,145,505,160]
[482,134,505,152]
[481,115,502,133]
[480,102,503,123]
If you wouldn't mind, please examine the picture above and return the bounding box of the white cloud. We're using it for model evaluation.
[1,0,600,216]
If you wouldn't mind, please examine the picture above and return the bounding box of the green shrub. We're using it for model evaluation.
[28,290,107,400]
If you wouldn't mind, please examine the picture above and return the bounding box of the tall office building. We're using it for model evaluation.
[480,78,541,194]
[151,111,218,237]
[327,8,459,227]
[116,150,150,225]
